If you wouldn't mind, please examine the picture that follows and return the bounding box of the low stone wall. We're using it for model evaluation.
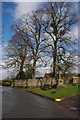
[11,76,80,88]
[13,78,57,88]
[14,80,27,87]
[73,76,79,84]
[27,79,41,87]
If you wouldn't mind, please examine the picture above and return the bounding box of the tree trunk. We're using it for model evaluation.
[53,42,57,77]
[16,56,25,79]
[32,58,36,79]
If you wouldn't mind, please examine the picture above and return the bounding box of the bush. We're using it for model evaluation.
[2,79,12,86]
[2,82,11,86]
[40,84,51,90]
[19,71,26,79]
[52,84,57,89]
[25,68,33,79]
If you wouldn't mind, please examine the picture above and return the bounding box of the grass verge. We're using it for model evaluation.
[27,84,80,99]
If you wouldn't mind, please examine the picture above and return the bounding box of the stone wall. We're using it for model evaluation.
[27,79,41,87]
[13,78,57,88]
[73,76,79,84]
[11,76,80,88]
[14,80,27,87]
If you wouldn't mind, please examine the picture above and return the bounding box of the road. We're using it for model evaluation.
[2,87,78,118]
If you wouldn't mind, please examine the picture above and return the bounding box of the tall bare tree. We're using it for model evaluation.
[43,2,78,77]
[14,10,48,78]
[4,31,30,79]
[3,2,78,80]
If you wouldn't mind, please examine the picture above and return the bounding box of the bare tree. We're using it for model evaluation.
[14,10,48,78]
[3,2,78,80]
[43,2,78,77]
[4,31,30,79]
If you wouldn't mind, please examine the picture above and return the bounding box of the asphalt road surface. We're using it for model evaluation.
[2,87,78,118]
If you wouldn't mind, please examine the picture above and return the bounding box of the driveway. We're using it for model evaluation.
[2,87,78,118]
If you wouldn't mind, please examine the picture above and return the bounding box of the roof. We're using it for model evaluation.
[44,73,53,78]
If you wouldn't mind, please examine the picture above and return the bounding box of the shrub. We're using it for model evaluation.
[19,71,26,79]
[2,82,11,86]
[25,68,33,79]
[2,79,12,86]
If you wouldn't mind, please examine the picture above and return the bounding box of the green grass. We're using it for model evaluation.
[28,84,80,99]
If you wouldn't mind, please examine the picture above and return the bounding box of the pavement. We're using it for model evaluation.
[58,94,80,117]
[2,87,79,118]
